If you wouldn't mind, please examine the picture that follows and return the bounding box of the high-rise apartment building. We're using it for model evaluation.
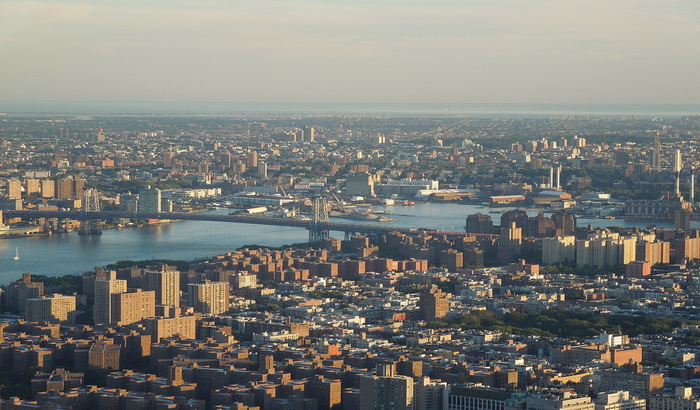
[25,179,40,195]
[25,294,77,323]
[257,161,268,178]
[466,213,493,234]
[111,289,156,325]
[6,179,22,199]
[576,233,637,267]
[345,172,376,197]
[3,273,44,313]
[73,178,85,200]
[414,377,447,410]
[359,364,414,410]
[542,236,576,264]
[163,152,175,168]
[139,186,162,213]
[41,179,55,198]
[246,151,258,168]
[553,210,577,236]
[302,126,316,142]
[93,279,127,324]
[143,268,180,308]
[187,280,229,315]
[636,240,671,265]
[500,222,523,254]
[419,285,450,320]
[55,177,74,200]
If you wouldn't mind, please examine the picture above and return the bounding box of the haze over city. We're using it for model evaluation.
[3,2,700,410]
[2,0,699,106]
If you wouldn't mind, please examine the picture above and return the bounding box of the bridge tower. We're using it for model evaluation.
[79,188,102,235]
[309,196,329,243]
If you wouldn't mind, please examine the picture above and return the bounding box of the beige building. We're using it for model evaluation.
[576,232,638,267]
[6,179,21,199]
[595,391,645,410]
[542,236,576,264]
[41,179,55,198]
[143,314,197,342]
[187,280,229,315]
[143,268,180,308]
[93,279,127,324]
[25,294,77,323]
[25,179,40,195]
[111,289,156,325]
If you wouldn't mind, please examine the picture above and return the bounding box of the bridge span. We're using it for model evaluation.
[3,210,498,241]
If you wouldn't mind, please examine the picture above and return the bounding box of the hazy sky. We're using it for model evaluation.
[1,0,699,104]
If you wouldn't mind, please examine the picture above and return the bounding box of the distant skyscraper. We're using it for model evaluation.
[302,126,316,142]
[257,161,268,178]
[139,186,162,212]
[163,152,175,168]
[651,132,662,170]
[247,151,258,168]
[672,149,682,173]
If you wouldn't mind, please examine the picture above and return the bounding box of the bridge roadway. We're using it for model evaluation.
[3,210,498,238]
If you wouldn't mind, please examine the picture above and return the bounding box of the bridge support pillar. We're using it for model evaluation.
[79,188,103,235]
[309,227,329,244]
[79,219,102,235]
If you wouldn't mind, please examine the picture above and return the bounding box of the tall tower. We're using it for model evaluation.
[651,132,662,170]
[93,279,127,324]
[691,166,696,206]
[139,186,162,213]
[143,267,180,308]
[257,161,268,178]
[556,165,562,189]
[673,149,683,173]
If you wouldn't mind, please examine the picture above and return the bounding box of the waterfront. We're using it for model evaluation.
[0,204,695,284]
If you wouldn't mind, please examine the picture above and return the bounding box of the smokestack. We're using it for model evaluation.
[691,167,695,206]
[557,165,562,190]
[676,171,681,197]
[549,167,554,188]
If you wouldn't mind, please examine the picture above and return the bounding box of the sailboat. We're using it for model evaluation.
[13,247,19,261]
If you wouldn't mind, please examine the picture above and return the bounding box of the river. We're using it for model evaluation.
[0,204,694,284]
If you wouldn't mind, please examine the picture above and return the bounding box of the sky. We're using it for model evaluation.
[1,0,699,105]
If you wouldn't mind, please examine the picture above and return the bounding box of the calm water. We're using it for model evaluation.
[0,204,694,284]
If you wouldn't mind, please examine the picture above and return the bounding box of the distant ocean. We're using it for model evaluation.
[1,101,699,117]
